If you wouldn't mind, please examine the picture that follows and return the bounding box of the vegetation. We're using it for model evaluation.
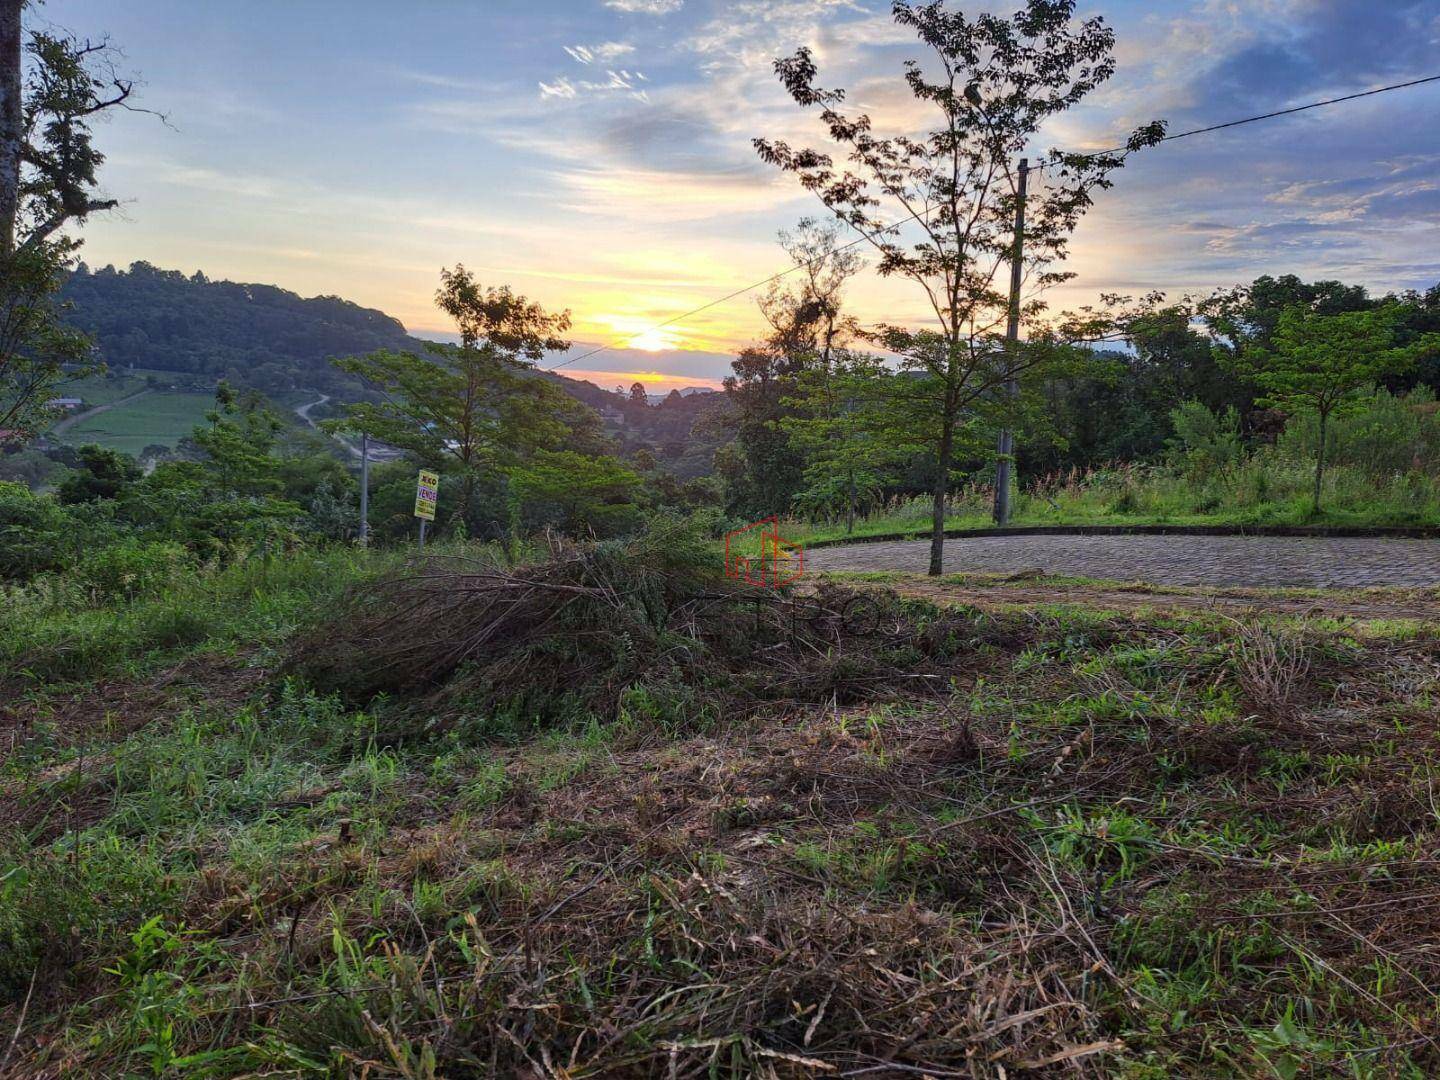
[756,0,1164,573]
[1224,305,1439,511]
[6,528,1440,1074]
[5,0,1440,1072]
[1,6,135,438]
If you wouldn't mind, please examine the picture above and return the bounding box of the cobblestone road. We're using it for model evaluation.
[806,534,1440,588]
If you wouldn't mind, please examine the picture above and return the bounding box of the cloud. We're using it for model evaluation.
[564,42,636,65]
[539,68,650,103]
[603,0,683,13]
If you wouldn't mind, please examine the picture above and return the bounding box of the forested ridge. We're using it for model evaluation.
[55,261,724,474]
[60,261,442,394]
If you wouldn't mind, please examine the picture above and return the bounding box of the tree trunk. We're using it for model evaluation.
[1312,409,1328,514]
[0,0,21,256]
[928,417,953,576]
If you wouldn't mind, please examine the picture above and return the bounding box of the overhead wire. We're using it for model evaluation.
[545,72,1440,374]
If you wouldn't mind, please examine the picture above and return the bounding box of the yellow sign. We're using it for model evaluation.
[414,469,439,521]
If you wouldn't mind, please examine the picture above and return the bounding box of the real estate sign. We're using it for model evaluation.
[414,469,439,521]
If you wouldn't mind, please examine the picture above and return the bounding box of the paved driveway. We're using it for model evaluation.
[806,534,1440,588]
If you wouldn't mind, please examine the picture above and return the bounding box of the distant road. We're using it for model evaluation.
[294,391,361,459]
[51,388,153,438]
[294,391,399,463]
[295,392,331,428]
[808,534,1440,588]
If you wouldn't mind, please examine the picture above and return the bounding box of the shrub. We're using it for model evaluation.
[1167,401,1242,485]
[77,539,197,602]
[1277,386,1440,476]
[0,481,75,580]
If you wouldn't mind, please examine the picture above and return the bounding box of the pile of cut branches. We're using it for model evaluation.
[287,522,970,727]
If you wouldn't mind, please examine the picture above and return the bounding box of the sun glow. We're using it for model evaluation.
[626,327,683,352]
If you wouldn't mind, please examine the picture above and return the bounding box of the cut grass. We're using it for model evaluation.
[5,557,1440,1075]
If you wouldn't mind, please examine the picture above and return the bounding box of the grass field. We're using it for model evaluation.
[4,536,1440,1076]
[59,391,218,454]
[50,371,150,409]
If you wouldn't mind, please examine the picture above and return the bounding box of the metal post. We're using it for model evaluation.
[358,432,369,547]
[993,157,1029,526]
[418,518,427,551]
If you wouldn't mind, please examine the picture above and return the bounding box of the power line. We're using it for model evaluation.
[547,72,1440,375]
[1035,72,1440,169]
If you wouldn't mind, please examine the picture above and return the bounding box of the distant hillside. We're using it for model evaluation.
[59,261,725,477]
[60,262,420,397]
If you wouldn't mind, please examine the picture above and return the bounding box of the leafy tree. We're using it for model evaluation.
[782,351,903,532]
[510,450,644,539]
[629,381,648,406]
[758,217,862,368]
[329,266,587,526]
[1204,275,1376,360]
[1166,401,1241,486]
[1226,305,1440,512]
[56,442,139,503]
[131,385,301,548]
[0,477,69,577]
[1,3,139,436]
[756,0,1163,573]
[716,219,864,519]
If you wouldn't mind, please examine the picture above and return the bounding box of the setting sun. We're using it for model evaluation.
[626,327,683,352]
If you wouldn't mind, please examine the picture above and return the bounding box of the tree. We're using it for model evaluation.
[755,0,1162,574]
[329,266,585,527]
[629,381,648,406]
[758,217,862,369]
[716,218,864,519]
[510,450,644,539]
[782,351,903,532]
[57,442,139,503]
[1225,305,1440,512]
[1,3,139,437]
[131,385,302,548]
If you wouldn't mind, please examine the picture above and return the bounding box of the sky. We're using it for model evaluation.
[36,0,1440,392]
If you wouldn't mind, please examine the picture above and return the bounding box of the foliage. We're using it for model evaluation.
[0,477,70,576]
[713,219,864,519]
[58,262,427,395]
[75,537,195,602]
[329,265,617,532]
[1167,401,1242,484]
[509,449,644,539]
[1278,386,1440,477]
[1,12,141,438]
[1225,304,1440,511]
[781,350,906,530]
[756,0,1164,573]
[56,442,141,503]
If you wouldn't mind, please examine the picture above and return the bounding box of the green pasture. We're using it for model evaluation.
[60,391,217,454]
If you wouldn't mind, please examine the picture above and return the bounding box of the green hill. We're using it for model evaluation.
[57,262,724,476]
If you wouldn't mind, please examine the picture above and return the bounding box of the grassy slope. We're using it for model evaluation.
[59,392,218,454]
[4,557,1440,1076]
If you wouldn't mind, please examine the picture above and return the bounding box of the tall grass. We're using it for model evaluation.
[788,391,1440,543]
[789,454,1440,545]
[0,544,410,685]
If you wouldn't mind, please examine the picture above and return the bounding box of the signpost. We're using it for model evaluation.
[414,469,438,548]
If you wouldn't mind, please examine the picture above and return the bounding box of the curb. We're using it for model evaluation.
[804,523,1440,549]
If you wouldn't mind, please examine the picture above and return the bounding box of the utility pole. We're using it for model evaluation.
[358,432,369,547]
[992,157,1028,526]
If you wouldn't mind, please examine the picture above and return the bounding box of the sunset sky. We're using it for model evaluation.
[40,0,1440,392]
